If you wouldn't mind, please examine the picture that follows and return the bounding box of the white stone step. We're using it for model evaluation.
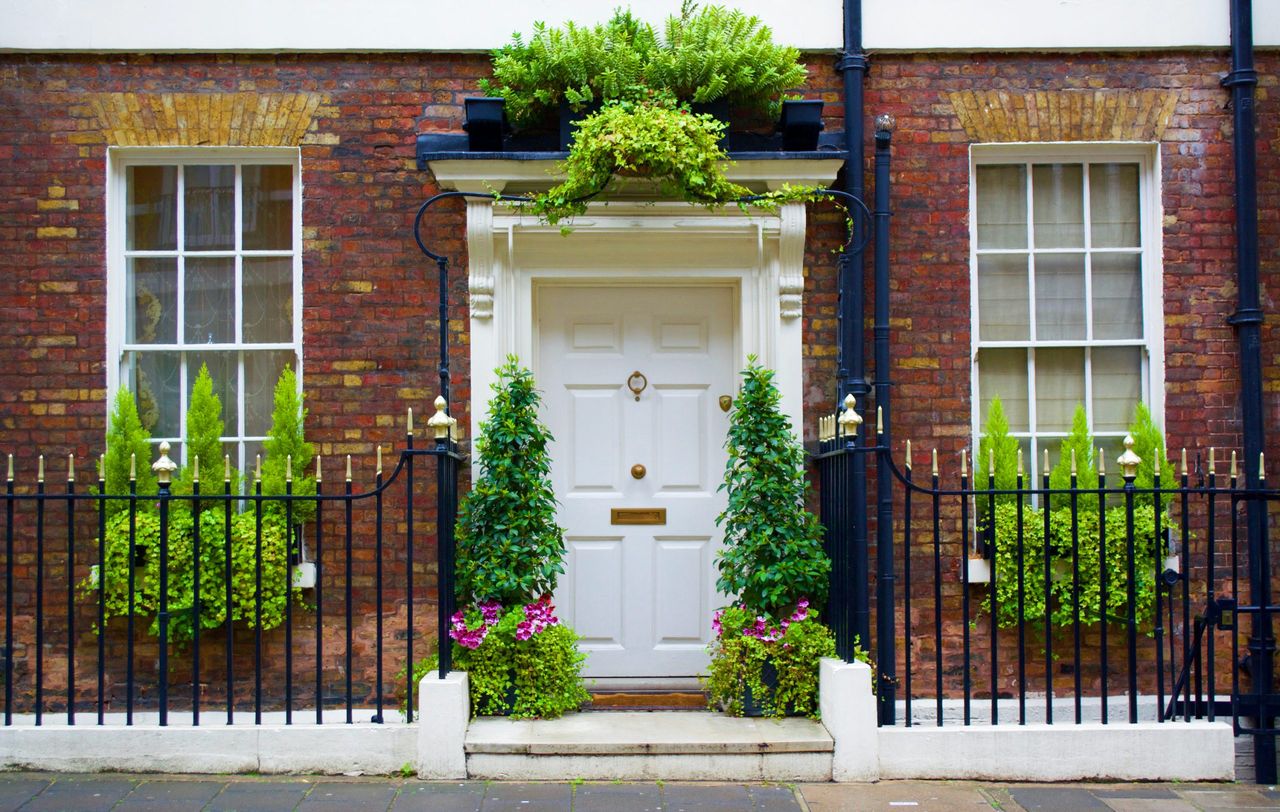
[464,711,834,781]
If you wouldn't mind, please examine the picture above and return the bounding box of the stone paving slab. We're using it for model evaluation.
[204,781,314,812]
[13,775,138,812]
[113,779,225,811]
[801,781,1000,811]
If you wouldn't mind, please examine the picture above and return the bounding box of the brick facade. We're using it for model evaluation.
[0,49,1276,709]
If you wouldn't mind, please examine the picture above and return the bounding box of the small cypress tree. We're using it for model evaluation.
[103,386,158,513]
[1048,404,1099,512]
[1129,401,1170,513]
[976,396,1021,513]
[455,358,565,607]
[175,363,233,495]
[261,365,315,523]
[715,360,829,619]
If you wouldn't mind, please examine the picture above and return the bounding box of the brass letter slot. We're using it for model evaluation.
[611,508,667,525]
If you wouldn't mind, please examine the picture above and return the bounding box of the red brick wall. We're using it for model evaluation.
[0,49,1275,712]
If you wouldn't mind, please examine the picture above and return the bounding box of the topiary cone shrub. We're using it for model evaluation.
[706,359,836,718]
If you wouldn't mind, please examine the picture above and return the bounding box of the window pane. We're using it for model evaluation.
[1090,163,1140,248]
[245,350,295,437]
[1032,164,1084,248]
[243,257,293,343]
[126,166,176,251]
[127,258,177,344]
[187,351,239,436]
[184,258,235,344]
[976,165,1027,249]
[1035,253,1086,340]
[1092,346,1141,433]
[129,350,180,439]
[978,254,1029,341]
[1034,347,1085,433]
[243,165,293,250]
[978,348,1029,432]
[1092,253,1143,339]
[184,165,235,251]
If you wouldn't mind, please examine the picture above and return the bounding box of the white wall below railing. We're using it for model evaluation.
[1,0,1277,54]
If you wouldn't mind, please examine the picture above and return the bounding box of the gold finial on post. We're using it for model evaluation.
[428,396,453,440]
[838,394,862,435]
[1117,434,1141,480]
[38,455,45,484]
[192,456,199,484]
[152,441,177,486]
[224,455,231,483]
[286,455,293,483]
[345,455,352,482]
[67,454,75,483]
[931,448,939,478]
[407,407,414,437]
[876,406,884,436]
[905,439,913,471]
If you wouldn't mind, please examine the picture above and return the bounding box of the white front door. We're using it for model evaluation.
[536,285,736,678]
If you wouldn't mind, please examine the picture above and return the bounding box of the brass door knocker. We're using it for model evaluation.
[627,371,648,401]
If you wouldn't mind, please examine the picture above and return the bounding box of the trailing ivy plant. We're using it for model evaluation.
[455,357,565,607]
[716,360,830,618]
[1048,504,1159,628]
[982,501,1048,628]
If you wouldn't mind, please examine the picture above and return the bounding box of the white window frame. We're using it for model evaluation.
[969,142,1165,474]
[105,147,304,476]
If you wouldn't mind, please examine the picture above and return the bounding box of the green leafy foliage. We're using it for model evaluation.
[401,605,589,719]
[646,1,807,118]
[715,361,829,619]
[481,3,806,127]
[705,606,839,719]
[261,365,316,524]
[1048,404,1098,512]
[1129,402,1170,512]
[103,387,157,514]
[455,359,565,606]
[522,97,750,226]
[175,363,238,496]
[976,396,1022,515]
[1049,505,1160,627]
[983,502,1048,628]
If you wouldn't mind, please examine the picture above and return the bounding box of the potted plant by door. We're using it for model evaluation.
[705,360,836,718]
[436,358,588,718]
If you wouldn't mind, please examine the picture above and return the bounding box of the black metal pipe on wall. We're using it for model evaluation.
[1224,0,1273,785]
[872,120,896,724]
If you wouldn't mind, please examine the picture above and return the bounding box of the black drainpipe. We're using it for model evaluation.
[837,0,872,670]
[1224,0,1273,784]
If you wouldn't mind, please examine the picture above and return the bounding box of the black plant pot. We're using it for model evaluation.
[740,660,798,717]
[777,99,825,152]
[463,97,508,152]
[559,99,601,150]
[690,99,731,149]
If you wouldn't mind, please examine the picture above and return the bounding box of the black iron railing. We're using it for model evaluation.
[0,408,461,727]
[814,403,1279,779]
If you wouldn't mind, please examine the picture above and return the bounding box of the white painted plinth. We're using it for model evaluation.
[417,670,469,779]
[819,657,879,782]
[879,721,1235,781]
[0,713,415,774]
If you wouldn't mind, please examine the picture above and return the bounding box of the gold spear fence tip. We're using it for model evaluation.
[988,448,995,477]
[38,455,44,483]
[1043,448,1050,477]
[153,441,178,485]
[192,455,199,483]
[407,407,414,436]
[1070,447,1077,476]
[1098,448,1105,477]
[1153,451,1159,477]
[1209,447,1216,475]
[1181,448,1189,477]
[98,454,105,482]
[346,455,352,482]
[224,455,231,482]
[1117,434,1142,480]
[286,454,293,483]
[905,439,913,470]
[67,453,74,483]
[315,455,323,483]
[255,454,262,482]
[1261,452,1267,482]
[876,405,883,436]
[376,445,383,475]
[6,454,12,483]
[960,447,967,478]
[1017,447,1024,478]
[130,452,136,481]
[1231,450,1238,481]
[931,448,939,477]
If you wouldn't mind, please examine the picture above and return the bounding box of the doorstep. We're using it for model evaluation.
[464,710,834,781]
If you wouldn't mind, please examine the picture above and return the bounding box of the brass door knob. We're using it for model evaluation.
[631,464,647,479]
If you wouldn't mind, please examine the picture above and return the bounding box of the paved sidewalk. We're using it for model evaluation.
[0,774,1278,811]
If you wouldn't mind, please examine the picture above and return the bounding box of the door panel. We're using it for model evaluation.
[537,285,735,677]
